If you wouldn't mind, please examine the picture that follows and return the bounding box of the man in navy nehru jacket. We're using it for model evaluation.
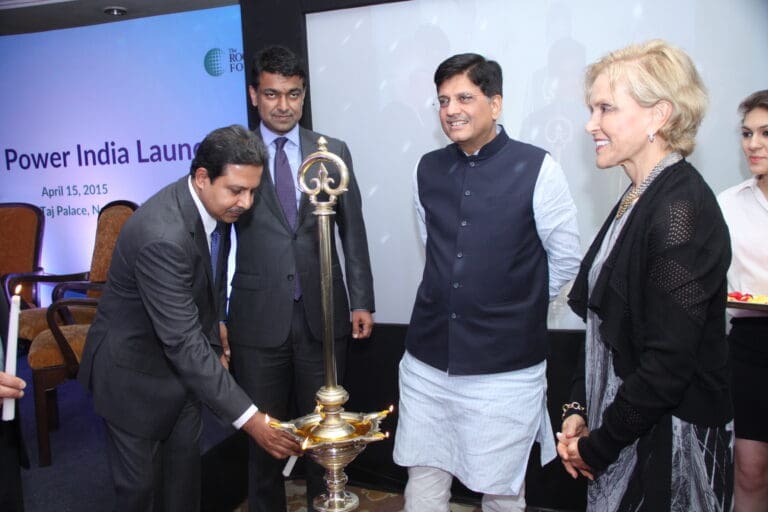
[393,53,581,511]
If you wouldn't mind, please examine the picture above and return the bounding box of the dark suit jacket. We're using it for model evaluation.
[228,127,374,347]
[78,177,252,440]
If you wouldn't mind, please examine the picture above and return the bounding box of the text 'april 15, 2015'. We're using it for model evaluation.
[42,183,109,198]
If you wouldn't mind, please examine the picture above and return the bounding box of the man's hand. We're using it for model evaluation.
[0,371,26,399]
[351,310,373,339]
[241,411,302,459]
[219,321,230,370]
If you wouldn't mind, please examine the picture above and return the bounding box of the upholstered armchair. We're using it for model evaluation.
[0,202,45,308]
[16,200,137,466]
[6,200,137,347]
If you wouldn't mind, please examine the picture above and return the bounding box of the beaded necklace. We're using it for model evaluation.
[615,152,682,219]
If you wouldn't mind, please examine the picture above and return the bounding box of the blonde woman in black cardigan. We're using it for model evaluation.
[557,40,733,511]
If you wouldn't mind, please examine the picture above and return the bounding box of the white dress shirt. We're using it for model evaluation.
[188,177,258,427]
[718,176,768,318]
[259,123,303,206]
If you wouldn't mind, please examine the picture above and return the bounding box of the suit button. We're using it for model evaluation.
[452,282,460,289]
[460,219,468,227]
[450,312,458,319]
[464,190,471,196]
[457,251,463,258]
[287,275,294,281]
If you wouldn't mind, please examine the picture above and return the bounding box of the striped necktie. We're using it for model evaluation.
[210,225,221,284]
[274,137,298,228]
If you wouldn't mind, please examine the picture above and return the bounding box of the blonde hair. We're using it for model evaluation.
[585,39,707,157]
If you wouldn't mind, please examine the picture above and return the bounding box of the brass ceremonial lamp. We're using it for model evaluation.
[268,137,391,512]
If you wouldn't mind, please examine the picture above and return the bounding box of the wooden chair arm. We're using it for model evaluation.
[45,297,100,377]
[5,270,90,308]
[52,281,104,301]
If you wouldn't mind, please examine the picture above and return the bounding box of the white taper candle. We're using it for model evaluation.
[2,289,21,421]
[282,455,298,477]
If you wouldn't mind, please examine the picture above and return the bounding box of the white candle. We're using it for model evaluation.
[282,455,298,477]
[283,436,309,477]
[2,287,21,421]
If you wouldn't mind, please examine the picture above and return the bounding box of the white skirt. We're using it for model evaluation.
[392,350,556,495]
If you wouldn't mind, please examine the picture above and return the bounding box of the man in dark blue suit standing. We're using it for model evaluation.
[227,46,375,512]
[78,125,301,512]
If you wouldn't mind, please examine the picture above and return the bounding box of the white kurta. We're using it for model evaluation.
[393,351,556,496]
[396,128,578,495]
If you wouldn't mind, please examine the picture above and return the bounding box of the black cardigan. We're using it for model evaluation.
[567,159,733,472]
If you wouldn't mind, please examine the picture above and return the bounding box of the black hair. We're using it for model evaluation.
[434,53,503,98]
[190,125,268,181]
[250,45,307,90]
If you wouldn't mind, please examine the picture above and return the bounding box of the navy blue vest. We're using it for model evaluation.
[406,128,550,375]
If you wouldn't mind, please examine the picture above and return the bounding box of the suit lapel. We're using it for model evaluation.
[298,128,319,225]
[175,178,215,294]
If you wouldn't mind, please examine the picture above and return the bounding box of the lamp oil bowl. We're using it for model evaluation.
[269,137,391,511]
[270,400,392,511]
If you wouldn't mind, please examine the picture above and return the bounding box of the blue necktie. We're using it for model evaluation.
[210,226,221,284]
[273,137,301,300]
[274,137,298,229]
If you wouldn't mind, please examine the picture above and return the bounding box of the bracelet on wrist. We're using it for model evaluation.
[561,401,587,421]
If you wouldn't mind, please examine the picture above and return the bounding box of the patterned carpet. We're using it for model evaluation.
[280,479,481,512]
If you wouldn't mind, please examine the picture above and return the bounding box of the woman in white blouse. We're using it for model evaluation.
[718,89,768,512]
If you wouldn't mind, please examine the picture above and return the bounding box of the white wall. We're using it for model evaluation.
[306,0,768,326]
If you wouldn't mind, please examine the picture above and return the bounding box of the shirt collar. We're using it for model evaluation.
[260,122,300,149]
[461,124,502,156]
[458,124,507,160]
[741,176,764,193]
[187,176,218,236]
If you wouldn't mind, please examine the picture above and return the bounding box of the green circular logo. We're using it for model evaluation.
[204,48,225,77]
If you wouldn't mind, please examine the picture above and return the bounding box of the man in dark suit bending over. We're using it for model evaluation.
[227,46,375,511]
[78,125,301,512]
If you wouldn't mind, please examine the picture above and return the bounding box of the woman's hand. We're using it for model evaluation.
[557,414,594,480]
